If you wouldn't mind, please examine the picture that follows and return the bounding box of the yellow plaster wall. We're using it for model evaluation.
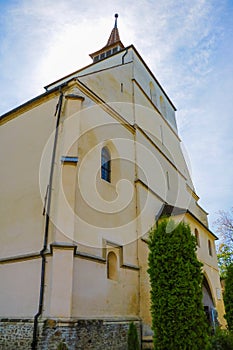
[187,217,226,326]
[73,105,137,254]
[0,259,41,317]
[0,96,59,258]
[72,256,139,318]
[79,63,134,125]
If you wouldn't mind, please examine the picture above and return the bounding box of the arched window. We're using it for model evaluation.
[101,147,111,182]
[107,251,118,280]
[195,228,200,247]
[208,240,212,256]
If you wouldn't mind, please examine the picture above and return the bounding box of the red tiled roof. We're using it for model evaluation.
[106,26,120,46]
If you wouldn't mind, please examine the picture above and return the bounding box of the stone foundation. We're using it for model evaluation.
[0,318,141,350]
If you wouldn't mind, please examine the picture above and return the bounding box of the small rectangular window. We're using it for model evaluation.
[100,53,105,59]
[195,229,200,247]
[160,125,164,144]
[208,240,212,256]
[106,50,111,56]
[166,171,170,190]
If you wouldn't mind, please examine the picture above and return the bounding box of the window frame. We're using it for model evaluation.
[101,146,111,183]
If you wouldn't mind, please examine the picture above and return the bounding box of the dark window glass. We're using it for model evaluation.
[101,147,111,182]
[208,240,212,256]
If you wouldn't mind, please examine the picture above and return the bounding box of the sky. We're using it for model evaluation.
[0,0,232,230]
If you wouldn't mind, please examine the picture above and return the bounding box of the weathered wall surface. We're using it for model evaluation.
[0,319,141,350]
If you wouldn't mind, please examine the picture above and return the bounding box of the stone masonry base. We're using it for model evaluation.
[0,318,141,350]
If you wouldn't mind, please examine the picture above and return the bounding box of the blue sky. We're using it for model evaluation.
[0,0,232,229]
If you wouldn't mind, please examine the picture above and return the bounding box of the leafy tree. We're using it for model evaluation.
[224,263,233,331]
[148,219,210,350]
[57,342,68,350]
[217,243,233,279]
[215,209,233,279]
[215,208,233,248]
[127,322,139,350]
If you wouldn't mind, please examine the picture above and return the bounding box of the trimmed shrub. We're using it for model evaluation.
[148,219,210,350]
[208,328,233,350]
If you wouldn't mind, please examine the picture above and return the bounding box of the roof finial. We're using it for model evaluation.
[114,13,118,28]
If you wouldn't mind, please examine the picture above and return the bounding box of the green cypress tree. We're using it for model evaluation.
[224,263,233,331]
[148,219,210,350]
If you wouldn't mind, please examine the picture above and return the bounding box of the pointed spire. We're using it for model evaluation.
[89,14,125,62]
[106,14,121,46]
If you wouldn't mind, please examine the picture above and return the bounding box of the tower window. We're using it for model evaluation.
[160,95,166,117]
[149,81,156,103]
[101,147,111,182]
[166,171,170,190]
[107,251,118,280]
[195,228,200,247]
[208,240,212,256]
[160,125,164,144]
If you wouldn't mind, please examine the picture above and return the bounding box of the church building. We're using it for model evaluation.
[0,15,225,349]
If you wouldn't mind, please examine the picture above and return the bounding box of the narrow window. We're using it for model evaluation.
[160,125,164,144]
[149,81,154,100]
[101,147,111,182]
[121,83,123,93]
[107,252,118,280]
[160,95,166,116]
[208,240,212,256]
[166,171,170,190]
[195,228,200,247]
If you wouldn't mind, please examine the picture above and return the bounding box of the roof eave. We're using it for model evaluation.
[89,41,125,58]
[157,204,218,240]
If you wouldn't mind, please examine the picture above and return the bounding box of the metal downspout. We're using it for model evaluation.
[31,91,64,350]
[122,48,128,64]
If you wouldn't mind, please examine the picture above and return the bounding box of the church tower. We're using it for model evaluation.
[0,14,225,350]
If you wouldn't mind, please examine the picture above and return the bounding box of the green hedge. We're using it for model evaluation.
[208,329,233,350]
[148,219,210,350]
